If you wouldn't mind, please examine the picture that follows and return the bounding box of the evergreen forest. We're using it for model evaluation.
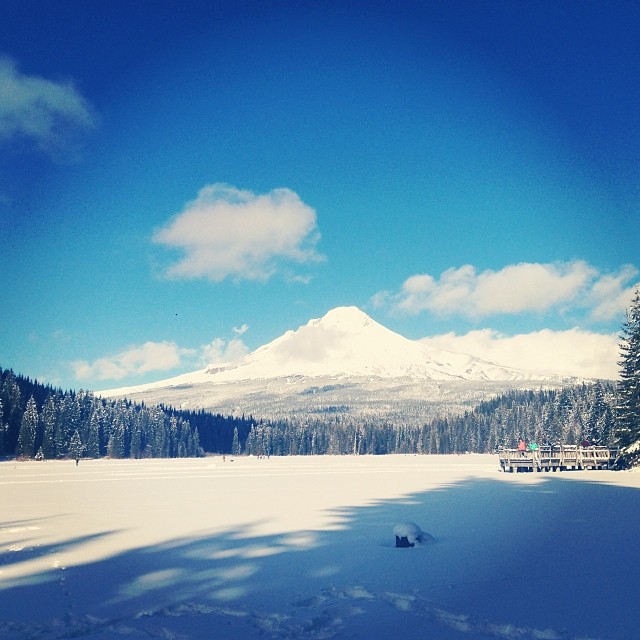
[1,365,616,460]
[171,381,615,456]
[0,367,201,459]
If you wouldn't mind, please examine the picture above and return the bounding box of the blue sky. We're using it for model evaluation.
[1,0,638,390]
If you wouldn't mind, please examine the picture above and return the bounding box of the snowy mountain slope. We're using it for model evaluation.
[100,307,569,419]
[206,305,544,382]
[105,306,551,392]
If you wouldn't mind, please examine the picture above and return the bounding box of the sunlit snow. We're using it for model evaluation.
[1,454,638,639]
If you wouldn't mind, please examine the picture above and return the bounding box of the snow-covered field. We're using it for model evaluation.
[1,455,638,639]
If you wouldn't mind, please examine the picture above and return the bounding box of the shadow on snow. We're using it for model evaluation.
[1,473,639,640]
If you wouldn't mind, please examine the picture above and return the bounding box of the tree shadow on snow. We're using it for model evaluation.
[1,471,639,640]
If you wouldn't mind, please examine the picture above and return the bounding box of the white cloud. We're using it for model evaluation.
[200,337,249,365]
[153,184,323,282]
[72,322,253,383]
[420,328,619,379]
[375,261,637,322]
[200,323,251,364]
[0,57,96,159]
[232,324,249,336]
[584,264,639,321]
[72,341,194,382]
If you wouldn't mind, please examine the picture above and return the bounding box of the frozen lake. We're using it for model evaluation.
[1,454,639,639]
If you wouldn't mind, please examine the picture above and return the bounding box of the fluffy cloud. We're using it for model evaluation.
[420,328,619,380]
[153,184,323,282]
[0,57,96,158]
[200,337,249,365]
[73,328,252,383]
[375,261,637,322]
[584,264,639,321]
[73,341,194,382]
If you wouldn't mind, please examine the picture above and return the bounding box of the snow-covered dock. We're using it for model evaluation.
[498,445,618,472]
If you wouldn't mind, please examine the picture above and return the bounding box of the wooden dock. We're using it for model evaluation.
[498,446,618,473]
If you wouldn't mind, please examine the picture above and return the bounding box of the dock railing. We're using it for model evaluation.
[498,445,619,473]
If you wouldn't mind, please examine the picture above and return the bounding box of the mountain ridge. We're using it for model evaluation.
[102,306,563,398]
[98,307,582,424]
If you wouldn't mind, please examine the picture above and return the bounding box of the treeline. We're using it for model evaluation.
[170,381,616,456]
[1,366,616,459]
[0,367,202,459]
[161,406,256,455]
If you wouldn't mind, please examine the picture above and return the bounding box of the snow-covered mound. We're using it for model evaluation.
[393,521,434,547]
[102,307,556,399]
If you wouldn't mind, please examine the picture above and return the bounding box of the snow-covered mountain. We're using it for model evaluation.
[204,305,543,382]
[101,306,568,419]
[105,306,551,390]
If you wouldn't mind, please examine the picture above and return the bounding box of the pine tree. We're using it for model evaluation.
[17,396,38,458]
[191,427,201,456]
[130,420,143,458]
[69,430,85,462]
[245,425,257,455]
[1,372,23,452]
[148,407,166,457]
[107,416,126,458]
[616,285,640,465]
[168,416,179,457]
[232,426,240,456]
[85,406,102,458]
[40,395,58,459]
[55,393,80,455]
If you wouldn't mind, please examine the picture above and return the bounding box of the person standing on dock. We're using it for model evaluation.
[518,439,526,456]
[529,441,541,469]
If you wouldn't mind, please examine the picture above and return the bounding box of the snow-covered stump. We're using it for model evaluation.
[393,522,433,548]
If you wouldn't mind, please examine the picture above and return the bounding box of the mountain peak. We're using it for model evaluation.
[101,306,558,400]
[192,305,542,383]
[321,306,370,319]
[311,306,375,329]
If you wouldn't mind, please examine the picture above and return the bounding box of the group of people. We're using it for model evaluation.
[517,439,593,455]
[517,439,539,456]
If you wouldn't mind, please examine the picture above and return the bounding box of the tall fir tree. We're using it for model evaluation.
[232,426,240,456]
[17,396,38,458]
[62,394,81,448]
[616,285,640,465]
[85,406,102,458]
[69,430,85,461]
[40,395,58,459]
[1,373,23,453]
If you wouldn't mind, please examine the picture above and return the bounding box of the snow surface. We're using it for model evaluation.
[1,454,639,639]
[101,307,560,399]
